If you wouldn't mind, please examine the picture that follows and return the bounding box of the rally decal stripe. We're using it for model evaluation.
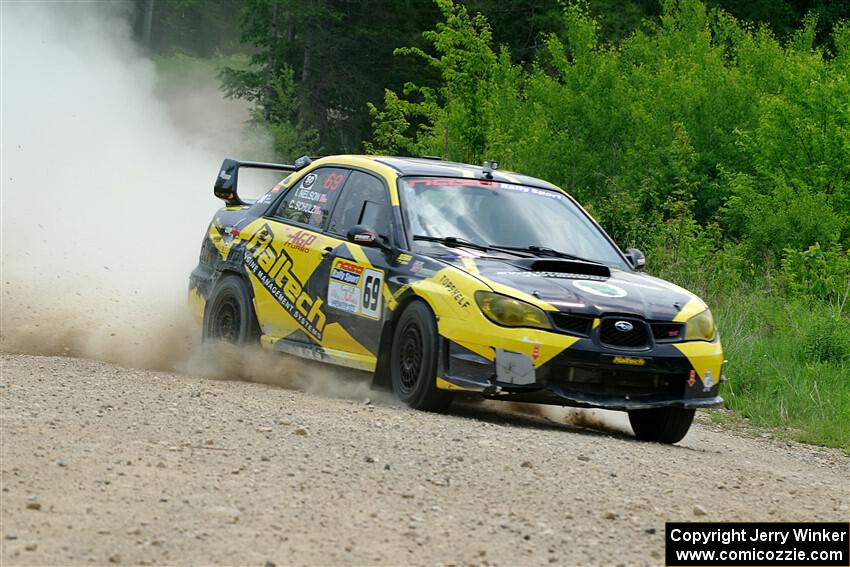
[460,258,479,275]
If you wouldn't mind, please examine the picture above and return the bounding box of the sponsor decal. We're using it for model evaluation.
[440,275,471,309]
[612,356,646,367]
[283,230,317,253]
[245,224,326,341]
[271,184,282,193]
[406,178,565,201]
[572,280,627,298]
[408,178,496,187]
[702,369,715,392]
[396,253,412,265]
[687,369,697,387]
[495,271,607,281]
[532,344,540,361]
[323,172,344,191]
[302,173,317,188]
[330,260,363,285]
[410,260,424,273]
[327,258,384,320]
[327,279,359,314]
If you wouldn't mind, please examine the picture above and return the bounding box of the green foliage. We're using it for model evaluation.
[368,0,850,448]
[780,244,850,309]
[803,314,850,364]
[369,0,499,162]
[369,0,850,276]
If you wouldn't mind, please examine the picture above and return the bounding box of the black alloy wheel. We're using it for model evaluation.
[390,301,453,412]
[202,275,259,346]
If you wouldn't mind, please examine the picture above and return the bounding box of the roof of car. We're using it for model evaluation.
[317,155,562,192]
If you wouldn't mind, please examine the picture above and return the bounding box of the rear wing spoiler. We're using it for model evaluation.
[213,156,312,206]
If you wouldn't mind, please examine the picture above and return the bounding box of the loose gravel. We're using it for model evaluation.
[1,353,847,566]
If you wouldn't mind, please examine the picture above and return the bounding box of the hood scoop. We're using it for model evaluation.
[508,258,611,279]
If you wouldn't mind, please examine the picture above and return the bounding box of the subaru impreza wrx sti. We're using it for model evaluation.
[189,155,725,443]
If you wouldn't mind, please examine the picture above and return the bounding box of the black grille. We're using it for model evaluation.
[548,365,684,399]
[551,313,594,336]
[651,322,684,342]
[599,318,650,350]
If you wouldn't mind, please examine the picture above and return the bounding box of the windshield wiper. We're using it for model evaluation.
[412,235,495,253]
[493,244,601,264]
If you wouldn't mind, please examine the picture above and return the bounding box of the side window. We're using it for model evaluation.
[327,171,391,237]
[274,167,349,229]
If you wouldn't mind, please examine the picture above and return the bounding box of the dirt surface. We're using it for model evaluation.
[1,353,847,566]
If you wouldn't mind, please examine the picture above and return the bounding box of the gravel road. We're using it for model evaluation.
[1,353,847,566]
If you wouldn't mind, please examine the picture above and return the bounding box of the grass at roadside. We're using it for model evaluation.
[708,290,849,451]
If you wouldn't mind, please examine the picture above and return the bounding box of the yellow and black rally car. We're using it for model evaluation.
[190,155,724,443]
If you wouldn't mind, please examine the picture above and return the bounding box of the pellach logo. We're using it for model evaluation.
[245,224,325,340]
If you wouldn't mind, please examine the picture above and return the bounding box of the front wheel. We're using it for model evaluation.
[628,407,695,444]
[202,274,259,345]
[390,301,453,412]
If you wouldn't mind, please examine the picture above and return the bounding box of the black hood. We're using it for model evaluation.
[441,255,699,321]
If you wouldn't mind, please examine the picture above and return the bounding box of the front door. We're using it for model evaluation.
[315,170,395,366]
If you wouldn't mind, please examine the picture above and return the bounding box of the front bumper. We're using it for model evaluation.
[437,335,724,411]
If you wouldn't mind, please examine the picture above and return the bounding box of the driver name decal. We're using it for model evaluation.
[245,224,326,340]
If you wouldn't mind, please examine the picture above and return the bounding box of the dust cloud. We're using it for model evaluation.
[502,403,633,435]
[0,1,370,400]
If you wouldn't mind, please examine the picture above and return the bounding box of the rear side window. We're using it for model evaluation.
[274,167,349,229]
[327,171,391,237]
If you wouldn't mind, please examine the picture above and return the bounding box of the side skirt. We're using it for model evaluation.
[260,335,377,372]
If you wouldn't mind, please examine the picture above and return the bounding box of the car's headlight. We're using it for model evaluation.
[475,291,552,330]
[685,308,716,341]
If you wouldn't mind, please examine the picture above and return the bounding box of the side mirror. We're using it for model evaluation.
[347,225,391,251]
[625,248,646,271]
[347,225,380,247]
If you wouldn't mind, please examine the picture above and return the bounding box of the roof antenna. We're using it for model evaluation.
[482,160,499,179]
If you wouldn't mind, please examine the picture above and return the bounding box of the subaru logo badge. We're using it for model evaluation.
[614,321,634,332]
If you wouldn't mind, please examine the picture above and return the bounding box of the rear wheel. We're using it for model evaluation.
[628,407,695,444]
[202,274,259,345]
[390,301,453,412]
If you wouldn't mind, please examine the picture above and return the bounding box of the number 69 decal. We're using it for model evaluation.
[360,269,383,319]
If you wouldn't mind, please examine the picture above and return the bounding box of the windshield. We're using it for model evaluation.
[399,177,628,268]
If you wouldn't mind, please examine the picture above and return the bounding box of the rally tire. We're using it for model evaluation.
[628,407,695,444]
[390,301,453,412]
[202,274,259,345]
